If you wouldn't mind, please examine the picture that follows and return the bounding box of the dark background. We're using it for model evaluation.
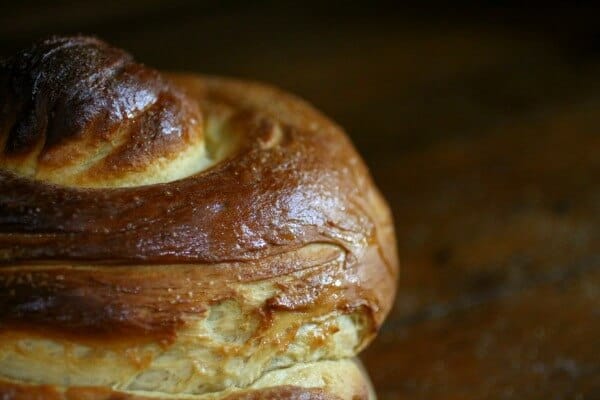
[2,3,600,158]
[3,3,600,161]
[2,2,599,399]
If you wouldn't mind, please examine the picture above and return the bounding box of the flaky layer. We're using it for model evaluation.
[0,244,393,394]
[0,358,375,400]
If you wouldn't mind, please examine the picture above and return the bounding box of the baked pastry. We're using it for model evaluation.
[0,36,398,399]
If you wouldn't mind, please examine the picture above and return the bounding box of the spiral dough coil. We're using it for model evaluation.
[0,36,398,399]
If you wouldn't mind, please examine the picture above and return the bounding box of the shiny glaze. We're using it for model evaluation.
[0,36,202,183]
[0,246,391,339]
[0,37,398,339]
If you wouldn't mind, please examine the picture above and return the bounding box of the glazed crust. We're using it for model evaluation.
[0,36,203,185]
[0,36,396,398]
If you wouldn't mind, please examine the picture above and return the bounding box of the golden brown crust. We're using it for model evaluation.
[0,36,394,398]
[0,37,397,339]
[0,78,377,264]
[0,36,203,185]
[0,245,387,339]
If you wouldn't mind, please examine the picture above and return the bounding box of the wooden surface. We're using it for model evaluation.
[1,3,599,399]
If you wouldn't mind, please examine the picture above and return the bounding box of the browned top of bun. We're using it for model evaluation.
[0,35,202,181]
[0,36,397,339]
